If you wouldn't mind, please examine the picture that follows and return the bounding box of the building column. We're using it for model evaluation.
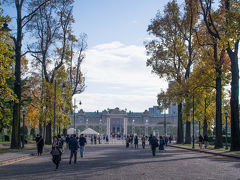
[124,117,128,135]
[107,117,110,139]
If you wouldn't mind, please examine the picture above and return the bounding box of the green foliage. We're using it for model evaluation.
[0,8,15,132]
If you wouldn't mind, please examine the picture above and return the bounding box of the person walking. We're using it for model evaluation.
[98,135,101,144]
[130,135,133,148]
[35,134,40,155]
[106,135,109,143]
[169,135,172,144]
[91,135,93,144]
[164,136,168,146]
[79,134,87,158]
[150,136,158,156]
[148,134,153,146]
[159,136,165,152]
[141,135,146,149]
[66,135,70,149]
[37,135,44,156]
[203,134,208,148]
[51,136,62,170]
[199,134,204,149]
[57,134,64,154]
[126,135,130,148]
[94,135,97,144]
[134,135,139,149]
[69,134,79,164]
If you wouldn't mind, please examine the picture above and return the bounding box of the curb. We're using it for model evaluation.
[169,144,240,159]
[0,149,51,167]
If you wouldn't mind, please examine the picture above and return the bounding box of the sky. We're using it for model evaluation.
[71,0,177,112]
[3,0,238,113]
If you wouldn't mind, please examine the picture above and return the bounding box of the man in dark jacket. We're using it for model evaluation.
[134,136,139,149]
[69,134,79,164]
[150,136,158,156]
[37,135,44,156]
[79,134,87,158]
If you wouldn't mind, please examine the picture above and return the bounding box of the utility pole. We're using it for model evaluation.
[53,79,56,136]
[74,98,76,133]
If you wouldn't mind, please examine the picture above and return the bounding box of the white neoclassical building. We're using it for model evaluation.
[70,106,178,138]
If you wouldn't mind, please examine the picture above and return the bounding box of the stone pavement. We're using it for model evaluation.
[0,140,123,166]
[0,144,240,180]
[0,146,51,166]
[169,143,240,159]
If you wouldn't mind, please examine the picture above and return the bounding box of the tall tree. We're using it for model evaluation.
[3,0,50,149]
[181,0,199,144]
[27,0,76,144]
[224,0,240,151]
[0,11,15,133]
[146,0,187,144]
[200,0,240,150]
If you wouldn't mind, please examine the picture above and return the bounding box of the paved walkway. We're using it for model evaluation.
[0,144,240,180]
[0,146,51,166]
[169,144,240,159]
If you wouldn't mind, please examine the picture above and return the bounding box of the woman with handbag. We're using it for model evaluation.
[51,136,61,170]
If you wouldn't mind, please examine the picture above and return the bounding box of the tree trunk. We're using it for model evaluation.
[45,123,52,144]
[177,103,183,144]
[63,128,67,136]
[215,68,223,148]
[43,122,46,141]
[212,43,223,149]
[203,98,208,136]
[11,4,22,149]
[185,120,191,144]
[227,42,240,151]
[39,121,43,137]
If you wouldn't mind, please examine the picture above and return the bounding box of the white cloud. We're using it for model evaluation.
[131,20,137,24]
[75,41,168,112]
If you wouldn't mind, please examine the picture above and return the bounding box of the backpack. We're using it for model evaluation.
[152,139,158,147]
[160,139,165,145]
[58,141,64,153]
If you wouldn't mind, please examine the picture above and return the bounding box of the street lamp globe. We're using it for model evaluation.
[0,21,11,33]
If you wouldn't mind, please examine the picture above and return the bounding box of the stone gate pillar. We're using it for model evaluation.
[124,117,128,135]
[107,117,110,139]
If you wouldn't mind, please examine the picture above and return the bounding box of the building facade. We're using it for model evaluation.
[71,106,178,137]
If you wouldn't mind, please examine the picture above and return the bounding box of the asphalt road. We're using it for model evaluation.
[0,144,240,180]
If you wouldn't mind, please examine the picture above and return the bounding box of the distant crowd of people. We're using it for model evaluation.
[125,134,173,156]
[34,132,210,170]
[35,134,87,170]
[51,134,87,169]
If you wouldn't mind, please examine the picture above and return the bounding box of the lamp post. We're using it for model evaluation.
[132,119,135,135]
[199,119,201,136]
[145,119,148,136]
[224,107,228,150]
[192,95,195,149]
[86,119,88,128]
[164,110,167,136]
[22,109,26,149]
[99,119,102,133]
[73,98,76,133]
[53,79,57,136]
[182,119,184,145]
[0,21,12,33]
